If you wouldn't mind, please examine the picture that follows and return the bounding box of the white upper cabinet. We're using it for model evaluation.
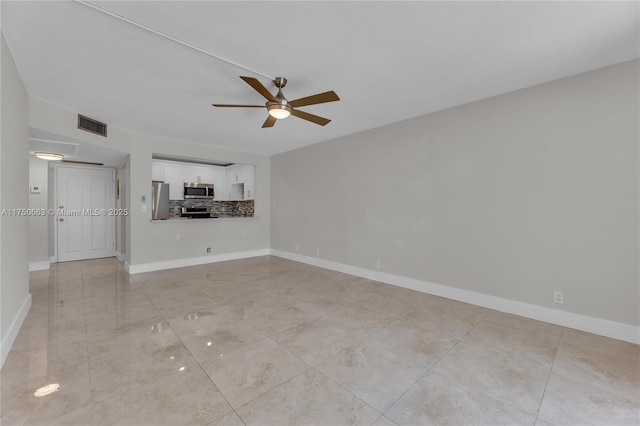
[151,162,164,181]
[162,161,184,200]
[226,164,242,185]
[226,165,243,200]
[211,166,227,200]
[226,164,255,200]
[183,164,214,184]
[243,165,255,200]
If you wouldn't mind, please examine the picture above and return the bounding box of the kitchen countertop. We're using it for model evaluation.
[151,215,256,222]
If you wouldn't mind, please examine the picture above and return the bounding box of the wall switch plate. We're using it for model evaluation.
[206,247,211,253]
[141,195,146,203]
[141,205,147,212]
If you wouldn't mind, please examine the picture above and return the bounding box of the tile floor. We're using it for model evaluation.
[1,256,638,425]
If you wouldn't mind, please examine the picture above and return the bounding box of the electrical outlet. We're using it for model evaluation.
[316,248,320,257]
[206,247,211,253]
[295,245,299,253]
[554,291,564,304]
[175,234,180,241]
[374,260,381,270]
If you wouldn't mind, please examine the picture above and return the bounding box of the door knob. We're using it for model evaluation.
[59,218,64,222]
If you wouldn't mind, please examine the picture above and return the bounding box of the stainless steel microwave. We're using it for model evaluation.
[184,182,214,199]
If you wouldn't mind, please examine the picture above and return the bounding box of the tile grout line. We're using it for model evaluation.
[235,274,487,421]
[143,271,253,425]
[79,261,96,426]
[208,273,389,422]
[302,365,387,422]
[143,273,273,425]
[430,310,556,420]
[534,326,566,424]
[293,290,426,422]
[377,309,484,420]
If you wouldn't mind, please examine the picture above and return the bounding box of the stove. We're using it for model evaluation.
[181,206,212,219]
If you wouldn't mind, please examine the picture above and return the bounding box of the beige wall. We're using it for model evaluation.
[1,35,30,343]
[28,155,49,264]
[271,60,639,327]
[115,158,130,258]
[28,98,270,268]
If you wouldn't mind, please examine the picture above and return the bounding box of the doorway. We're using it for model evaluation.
[56,165,115,262]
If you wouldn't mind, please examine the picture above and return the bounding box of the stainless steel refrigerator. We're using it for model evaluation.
[152,181,170,220]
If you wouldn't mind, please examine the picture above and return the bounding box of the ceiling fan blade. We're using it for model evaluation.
[240,76,277,102]
[212,104,264,108]
[290,109,331,126]
[262,115,277,128]
[289,91,340,108]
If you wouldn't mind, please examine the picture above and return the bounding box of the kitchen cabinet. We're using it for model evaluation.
[226,164,255,200]
[211,166,227,200]
[162,162,184,200]
[152,158,254,201]
[183,164,214,184]
[226,164,242,186]
[151,162,164,181]
[152,159,184,200]
[243,165,255,200]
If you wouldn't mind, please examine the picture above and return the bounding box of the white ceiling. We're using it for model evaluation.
[29,128,128,168]
[2,1,639,157]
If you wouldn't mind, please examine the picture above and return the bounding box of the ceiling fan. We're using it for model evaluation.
[212,76,340,128]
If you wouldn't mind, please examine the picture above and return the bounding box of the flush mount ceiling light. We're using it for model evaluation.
[34,152,64,161]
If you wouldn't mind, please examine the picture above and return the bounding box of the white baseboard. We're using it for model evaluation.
[270,249,640,345]
[0,293,32,369]
[28,260,50,271]
[127,249,271,274]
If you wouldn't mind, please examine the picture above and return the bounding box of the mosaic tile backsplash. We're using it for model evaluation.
[168,199,255,218]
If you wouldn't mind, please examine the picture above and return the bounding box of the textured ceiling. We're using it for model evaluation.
[3,1,639,157]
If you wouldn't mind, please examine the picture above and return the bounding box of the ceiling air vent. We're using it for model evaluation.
[78,114,107,137]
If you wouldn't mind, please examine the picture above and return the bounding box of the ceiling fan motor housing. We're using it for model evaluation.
[274,77,287,88]
[267,87,292,116]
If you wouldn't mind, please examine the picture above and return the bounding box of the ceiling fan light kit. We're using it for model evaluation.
[267,103,292,119]
[213,76,340,128]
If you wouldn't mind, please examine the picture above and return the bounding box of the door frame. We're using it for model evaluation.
[52,164,116,263]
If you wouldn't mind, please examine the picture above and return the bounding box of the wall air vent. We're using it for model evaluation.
[78,114,107,137]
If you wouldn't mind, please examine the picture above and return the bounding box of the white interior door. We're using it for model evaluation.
[57,166,115,262]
